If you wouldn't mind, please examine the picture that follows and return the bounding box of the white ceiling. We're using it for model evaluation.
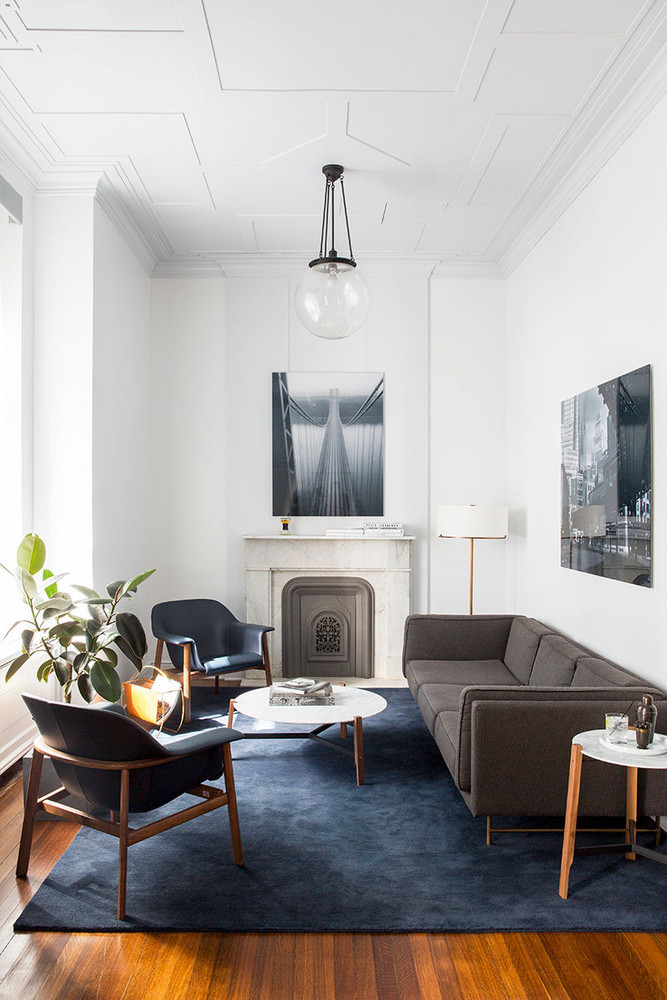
[0,0,666,274]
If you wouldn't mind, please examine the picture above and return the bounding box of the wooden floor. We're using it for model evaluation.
[2,766,667,1000]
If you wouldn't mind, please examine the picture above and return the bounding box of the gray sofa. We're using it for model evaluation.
[403,614,667,838]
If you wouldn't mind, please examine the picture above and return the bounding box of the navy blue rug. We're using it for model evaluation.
[14,687,667,932]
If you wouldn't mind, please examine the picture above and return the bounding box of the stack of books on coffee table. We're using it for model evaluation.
[269,678,335,706]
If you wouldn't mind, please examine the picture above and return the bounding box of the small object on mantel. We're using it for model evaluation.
[280,517,291,534]
[363,521,404,537]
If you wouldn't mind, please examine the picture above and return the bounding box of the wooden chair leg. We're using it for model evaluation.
[222,743,243,866]
[227,699,235,729]
[262,632,272,686]
[16,748,44,878]
[154,637,164,670]
[118,769,130,920]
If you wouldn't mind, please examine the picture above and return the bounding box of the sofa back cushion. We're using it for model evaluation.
[529,634,587,687]
[572,656,660,690]
[504,617,554,684]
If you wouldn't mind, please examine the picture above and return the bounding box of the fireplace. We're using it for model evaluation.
[282,576,374,678]
[244,535,413,678]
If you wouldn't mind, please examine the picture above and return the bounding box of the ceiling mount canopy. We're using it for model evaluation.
[295,164,370,340]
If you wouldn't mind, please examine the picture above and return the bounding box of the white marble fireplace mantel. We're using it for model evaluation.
[244,535,414,679]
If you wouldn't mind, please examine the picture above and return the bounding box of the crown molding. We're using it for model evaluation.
[497,11,667,275]
[152,258,225,278]
[95,180,159,276]
[204,253,445,279]
[151,253,504,279]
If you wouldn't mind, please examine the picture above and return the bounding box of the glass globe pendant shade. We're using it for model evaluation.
[295,260,370,340]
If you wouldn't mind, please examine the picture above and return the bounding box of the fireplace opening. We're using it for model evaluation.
[281,576,374,678]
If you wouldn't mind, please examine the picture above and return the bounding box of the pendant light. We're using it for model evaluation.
[295,164,370,339]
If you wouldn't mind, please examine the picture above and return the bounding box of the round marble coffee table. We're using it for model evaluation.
[227,686,387,785]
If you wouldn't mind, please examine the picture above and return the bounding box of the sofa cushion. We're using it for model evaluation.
[529,634,586,687]
[504,617,554,684]
[418,685,466,733]
[408,659,517,691]
[433,711,459,780]
[572,656,660,689]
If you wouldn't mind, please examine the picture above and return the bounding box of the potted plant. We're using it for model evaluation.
[2,533,155,703]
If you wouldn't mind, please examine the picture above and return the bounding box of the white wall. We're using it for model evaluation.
[92,203,154,625]
[149,277,227,606]
[429,278,507,613]
[224,269,431,619]
[505,94,667,685]
[32,195,95,582]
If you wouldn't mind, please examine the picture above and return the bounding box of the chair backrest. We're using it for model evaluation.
[152,599,236,665]
[23,694,170,762]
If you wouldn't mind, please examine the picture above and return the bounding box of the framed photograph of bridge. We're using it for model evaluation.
[272,372,384,517]
[560,363,651,586]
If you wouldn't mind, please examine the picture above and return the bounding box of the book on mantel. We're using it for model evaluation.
[363,522,404,537]
[269,678,335,706]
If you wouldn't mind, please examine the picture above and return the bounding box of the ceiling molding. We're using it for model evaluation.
[152,258,225,278]
[95,180,158,276]
[497,16,667,275]
[151,253,502,279]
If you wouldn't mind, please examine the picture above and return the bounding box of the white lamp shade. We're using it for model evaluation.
[437,504,508,539]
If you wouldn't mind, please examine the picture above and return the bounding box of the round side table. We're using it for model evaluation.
[559,729,667,899]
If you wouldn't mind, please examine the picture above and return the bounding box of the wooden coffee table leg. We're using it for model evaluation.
[559,742,583,900]
[353,716,364,786]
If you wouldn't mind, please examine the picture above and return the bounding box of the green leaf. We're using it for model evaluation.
[37,660,53,683]
[17,534,46,575]
[106,580,125,600]
[90,660,122,703]
[21,629,34,654]
[42,569,64,599]
[86,618,102,637]
[119,568,156,597]
[4,653,29,683]
[114,635,143,670]
[85,597,114,606]
[72,652,89,672]
[53,660,70,686]
[48,622,85,641]
[77,673,95,703]
[16,568,37,600]
[37,596,76,613]
[115,612,147,658]
[2,619,25,642]
[71,584,99,601]
[97,646,119,668]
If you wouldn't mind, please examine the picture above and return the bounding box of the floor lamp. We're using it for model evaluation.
[436,505,508,614]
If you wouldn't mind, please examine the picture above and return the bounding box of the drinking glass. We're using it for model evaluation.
[605,713,628,744]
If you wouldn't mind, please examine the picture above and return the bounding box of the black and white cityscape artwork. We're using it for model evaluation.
[561,364,651,586]
[272,372,384,517]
